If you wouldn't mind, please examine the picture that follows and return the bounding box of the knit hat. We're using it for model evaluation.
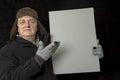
[16,7,38,19]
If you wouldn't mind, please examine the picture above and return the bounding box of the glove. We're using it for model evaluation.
[93,39,104,59]
[36,41,60,61]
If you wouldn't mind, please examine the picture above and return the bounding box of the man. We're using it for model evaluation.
[0,7,59,80]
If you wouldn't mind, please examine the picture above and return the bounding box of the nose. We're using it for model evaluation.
[25,21,30,27]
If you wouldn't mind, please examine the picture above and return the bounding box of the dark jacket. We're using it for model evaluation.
[0,34,56,80]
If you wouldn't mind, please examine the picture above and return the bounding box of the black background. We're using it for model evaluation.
[0,0,119,80]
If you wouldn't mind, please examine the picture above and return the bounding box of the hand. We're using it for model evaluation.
[93,40,104,59]
[36,41,60,61]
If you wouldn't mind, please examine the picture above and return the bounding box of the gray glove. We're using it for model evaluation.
[36,41,60,61]
[92,39,104,59]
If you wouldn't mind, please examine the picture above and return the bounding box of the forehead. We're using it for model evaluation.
[18,16,36,21]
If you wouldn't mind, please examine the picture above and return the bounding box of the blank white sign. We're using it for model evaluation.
[49,8,100,75]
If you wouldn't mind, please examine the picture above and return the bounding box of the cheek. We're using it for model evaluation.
[32,26,38,33]
[18,27,23,34]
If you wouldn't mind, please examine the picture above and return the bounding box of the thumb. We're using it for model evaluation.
[38,41,44,50]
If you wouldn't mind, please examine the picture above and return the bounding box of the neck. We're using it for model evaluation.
[22,35,36,44]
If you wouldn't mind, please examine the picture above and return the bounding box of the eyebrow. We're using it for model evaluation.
[18,20,24,21]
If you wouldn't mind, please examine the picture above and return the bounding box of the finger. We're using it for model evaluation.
[93,48,104,58]
[48,41,60,50]
[93,44,102,50]
[99,52,104,59]
[38,41,44,50]
[93,50,99,55]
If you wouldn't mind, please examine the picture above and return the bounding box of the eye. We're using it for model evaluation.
[29,20,37,24]
[18,21,25,25]
[30,21,35,23]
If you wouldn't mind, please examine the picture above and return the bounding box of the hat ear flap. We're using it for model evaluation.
[37,21,47,36]
[10,19,18,40]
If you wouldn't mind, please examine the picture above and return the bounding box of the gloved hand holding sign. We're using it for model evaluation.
[36,41,60,61]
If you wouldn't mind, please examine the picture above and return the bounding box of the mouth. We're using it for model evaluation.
[24,28,31,31]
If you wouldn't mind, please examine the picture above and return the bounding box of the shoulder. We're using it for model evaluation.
[0,40,14,56]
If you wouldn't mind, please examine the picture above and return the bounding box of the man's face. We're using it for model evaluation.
[17,16,37,37]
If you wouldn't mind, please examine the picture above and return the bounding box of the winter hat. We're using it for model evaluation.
[16,7,38,19]
[10,7,47,40]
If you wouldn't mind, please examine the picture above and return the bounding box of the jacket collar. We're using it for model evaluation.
[15,34,41,46]
[14,36,37,47]
[14,33,49,47]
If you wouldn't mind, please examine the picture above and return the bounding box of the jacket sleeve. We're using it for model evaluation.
[0,52,44,80]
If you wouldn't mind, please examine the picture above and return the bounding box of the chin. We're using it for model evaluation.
[24,34,34,37]
[24,32,33,35]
